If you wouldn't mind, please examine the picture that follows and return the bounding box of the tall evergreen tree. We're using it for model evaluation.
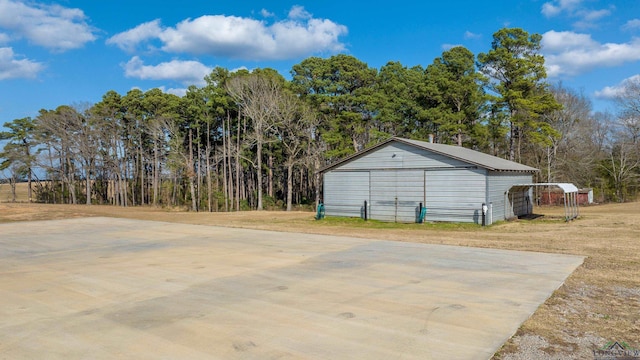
[374,61,428,139]
[291,54,377,160]
[477,28,560,161]
[0,117,37,202]
[425,46,487,146]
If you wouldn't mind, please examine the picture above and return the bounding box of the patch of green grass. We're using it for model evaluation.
[316,216,482,230]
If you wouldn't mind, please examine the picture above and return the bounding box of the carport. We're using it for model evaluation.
[512,183,580,221]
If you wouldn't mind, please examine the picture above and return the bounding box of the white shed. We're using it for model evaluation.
[320,137,539,224]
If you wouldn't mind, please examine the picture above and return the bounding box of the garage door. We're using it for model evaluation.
[370,170,424,222]
[425,168,486,223]
[323,171,370,218]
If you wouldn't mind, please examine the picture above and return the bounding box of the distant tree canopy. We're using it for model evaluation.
[1,27,638,207]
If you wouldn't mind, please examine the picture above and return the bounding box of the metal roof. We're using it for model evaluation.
[513,183,579,193]
[319,137,539,173]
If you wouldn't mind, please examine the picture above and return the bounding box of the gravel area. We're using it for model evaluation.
[502,333,607,360]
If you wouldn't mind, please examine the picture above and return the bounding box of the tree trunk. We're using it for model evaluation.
[121,160,127,207]
[509,122,516,161]
[153,139,159,206]
[47,144,56,203]
[129,145,135,206]
[85,162,91,205]
[235,118,241,211]
[206,121,212,212]
[114,174,120,206]
[256,140,263,211]
[172,173,177,205]
[189,179,197,210]
[139,141,144,206]
[27,168,32,203]
[268,150,274,197]
[222,118,229,212]
[188,128,197,212]
[197,126,201,211]
[26,144,32,202]
[214,159,219,212]
[286,163,293,211]
[228,115,235,211]
[9,176,16,202]
[299,167,304,205]
[314,157,321,208]
[67,153,77,205]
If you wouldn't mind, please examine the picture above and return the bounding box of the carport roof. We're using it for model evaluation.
[319,137,539,173]
[513,182,579,193]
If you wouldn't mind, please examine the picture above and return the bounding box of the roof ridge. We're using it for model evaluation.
[319,137,538,173]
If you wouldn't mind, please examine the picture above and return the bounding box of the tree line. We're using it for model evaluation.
[1,28,639,209]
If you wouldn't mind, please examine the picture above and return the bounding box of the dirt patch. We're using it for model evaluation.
[2,201,639,358]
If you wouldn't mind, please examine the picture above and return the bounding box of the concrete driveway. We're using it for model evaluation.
[0,217,583,359]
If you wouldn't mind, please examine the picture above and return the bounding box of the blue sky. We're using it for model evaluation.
[1,0,640,124]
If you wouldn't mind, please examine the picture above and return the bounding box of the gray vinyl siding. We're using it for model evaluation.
[487,172,533,220]
[424,168,486,223]
[323,171,370,218]
[370,170,424,222]
[338,142,471,170]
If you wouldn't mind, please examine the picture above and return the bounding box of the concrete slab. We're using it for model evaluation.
[0,217,583,359]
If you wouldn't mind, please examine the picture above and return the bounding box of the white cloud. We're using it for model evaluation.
[158,86,187,97]
[260,9,274,18]
[594,85,621,99]
[595,74,640,99]
[123,56,212,86]
[165,87,187,97]
[541,0,583,17]
[288,5,311,20]
[230,66,248,73]
[622,19,640,31]
[129,85,187,97]
[541,3,561,17]
[581,8,611,21]
[0,47,44,80]
[158,15,273,58]
[441,43,462,50]
[541,30,597,52]
[464,31,481,40]
[0,0,96,51]
[108,6,347,61]
[0,32,9,44]
[541,0,612,29]
[572,8,613,30]
[542,30,640,77]
[106,19,162,53]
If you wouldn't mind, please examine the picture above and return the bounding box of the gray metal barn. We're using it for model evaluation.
[320,137,539,224]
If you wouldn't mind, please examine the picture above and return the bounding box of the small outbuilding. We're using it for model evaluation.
[319,137,539,224]
[539,187,593,206]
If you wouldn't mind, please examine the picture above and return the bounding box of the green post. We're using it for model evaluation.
[315,203,325,220]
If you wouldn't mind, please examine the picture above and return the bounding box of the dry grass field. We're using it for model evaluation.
[1,182,639,358]
[0,180,30,203]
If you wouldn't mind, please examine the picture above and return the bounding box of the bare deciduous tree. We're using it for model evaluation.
[226,73,280,211]
[274,91,318,211]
